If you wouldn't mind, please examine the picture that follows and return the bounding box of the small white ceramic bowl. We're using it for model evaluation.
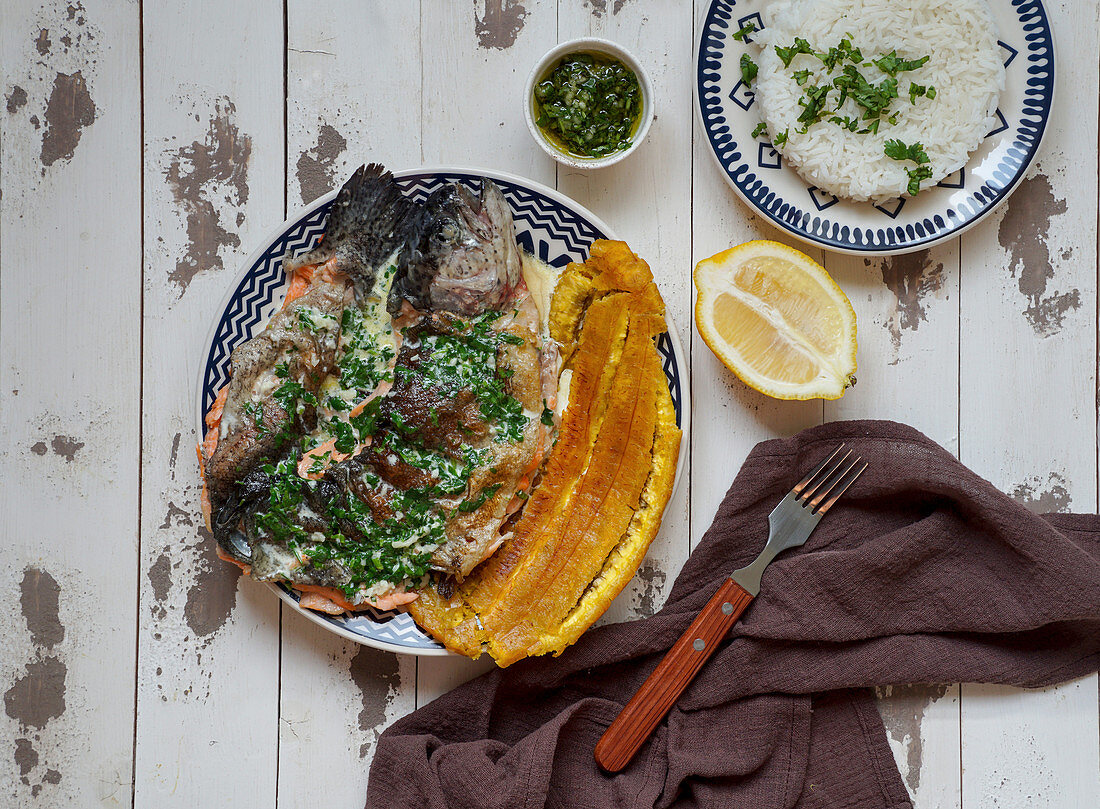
[524,37,654,170]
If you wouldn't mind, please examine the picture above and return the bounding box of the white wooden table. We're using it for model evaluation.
[2,1,1098,806]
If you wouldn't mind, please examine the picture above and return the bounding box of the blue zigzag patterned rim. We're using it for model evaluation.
[196,167,689,654]
[695,0,1055,254]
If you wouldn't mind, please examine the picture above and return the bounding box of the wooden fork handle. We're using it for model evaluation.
[594,578,754,773]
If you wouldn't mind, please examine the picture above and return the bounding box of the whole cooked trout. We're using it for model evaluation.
[201,170,560,614]
[203,165,415,550]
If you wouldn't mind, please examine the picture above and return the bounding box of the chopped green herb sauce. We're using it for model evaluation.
[242,401,264,429]
[411,312,530,445]
[534,52,642,158]
[541,405,555,427]
[249,310,535,598]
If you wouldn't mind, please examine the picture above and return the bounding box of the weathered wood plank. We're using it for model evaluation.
[0,0,141,804]
[824,245,960,455]
[824,240,962,808]
[420,0,557,182]
[133,1,284,805]
[691,0,825,534]
[876,684,962,809]
[278,610,417,808]
[287,1,423,206]
[277,4,424,803]
[957,0,1100,803]
[413,0,558,708]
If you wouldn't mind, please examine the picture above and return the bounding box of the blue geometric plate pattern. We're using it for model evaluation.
[695,0,1055,254]
[197,168,688,654]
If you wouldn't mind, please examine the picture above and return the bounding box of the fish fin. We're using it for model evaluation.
[326,163,418,292]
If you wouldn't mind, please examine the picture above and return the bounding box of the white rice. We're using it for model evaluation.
[752,0,1004,202]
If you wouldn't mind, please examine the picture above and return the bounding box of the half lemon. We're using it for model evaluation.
[694,240,857,400]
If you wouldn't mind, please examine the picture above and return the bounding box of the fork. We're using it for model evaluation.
[594,445,868,773]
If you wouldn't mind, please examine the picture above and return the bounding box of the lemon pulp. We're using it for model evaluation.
[694,241,857,400]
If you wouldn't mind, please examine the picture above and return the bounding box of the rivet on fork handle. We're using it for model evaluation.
[593,577,755,773]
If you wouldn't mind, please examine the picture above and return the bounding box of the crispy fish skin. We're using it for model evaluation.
[204,164,415,558]
[407,240,681,664]
[435,304,547,578]
[205,280,348,531]
[353,301,548,580]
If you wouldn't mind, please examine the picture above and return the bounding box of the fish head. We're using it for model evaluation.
[390,179,522,317]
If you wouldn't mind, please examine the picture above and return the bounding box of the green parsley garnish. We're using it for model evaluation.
[773,128,789,146]
[796,84,832,131]
[732,22,756,42]
[883,139,932,195]
[242,401,264,430]
[829,115,859,132]
[273,379,318,414]
[884,138,930,164]
[751,122,768,138]
[740,53,758,86]
[907,83,936,105]
[819,38,863,71]
[457,483,503,514]
[832,66,897,121]
[775,38,814,68]
[872,51,930,77]
[308,451,331,474]
[764,38,934,142]
[905,166,934,196]
[295,306,321,333]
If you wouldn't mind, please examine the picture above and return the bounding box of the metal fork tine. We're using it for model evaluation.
[799,448,853,503]
[804,455,856,508]
[792,444,845,495]
[812,459,867,514]
[796,446,844,497]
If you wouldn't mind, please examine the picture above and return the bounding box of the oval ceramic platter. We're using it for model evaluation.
[197,167,689,655]
[695,0,1055,255]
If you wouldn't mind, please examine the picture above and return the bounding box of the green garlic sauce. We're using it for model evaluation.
[533,52,642,158]
[252,274,533,601]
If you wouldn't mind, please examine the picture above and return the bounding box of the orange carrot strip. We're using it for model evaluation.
[297,437,341,479]
[205,385,229,432]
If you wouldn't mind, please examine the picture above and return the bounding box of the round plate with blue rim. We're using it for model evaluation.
[695,0,1055,255]
[196,167,689,655]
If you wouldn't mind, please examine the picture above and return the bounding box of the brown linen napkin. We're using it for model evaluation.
[365,420,1100,809]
